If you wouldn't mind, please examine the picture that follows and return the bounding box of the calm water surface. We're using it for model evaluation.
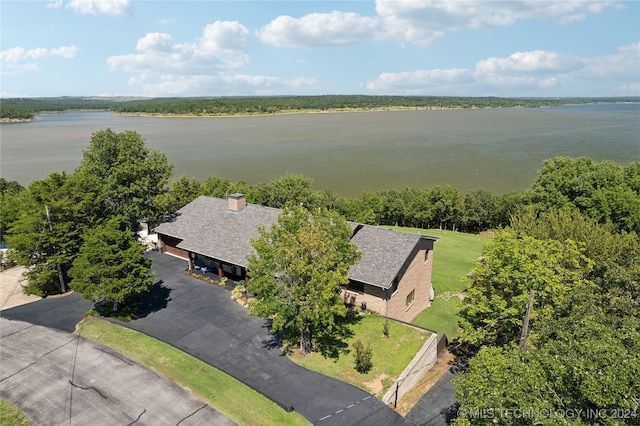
[1,104,638,196]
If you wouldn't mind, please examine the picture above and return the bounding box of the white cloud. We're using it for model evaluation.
[366,68,473,94]
[139,74,317,97]
[47,0,63,9]
[366,44,639,96]
[577,42,640,78]
[65,0,131,16]
[109,21,316,96]
[200,21,249,53]
[257,11,381,48]
[0,45,79,63]
[476,50,584,74]
[108,22,250,75]
[258,0,622,48]
[376,0,622,43]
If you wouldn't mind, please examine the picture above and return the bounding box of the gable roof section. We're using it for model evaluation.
[154,195,435,289]
[154,195,280,267]
[347,225,423,289]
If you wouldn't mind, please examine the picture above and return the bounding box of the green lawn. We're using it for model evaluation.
[384,227,491,339]
[290,314,430,397]
[77,317,308,426]
[0,399,32,426]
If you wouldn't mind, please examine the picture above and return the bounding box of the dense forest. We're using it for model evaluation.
[1,129,638,423]
[2,95,639,120]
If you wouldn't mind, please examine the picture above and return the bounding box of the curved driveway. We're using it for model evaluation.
[121,251,407,425]
[3,251,407,425]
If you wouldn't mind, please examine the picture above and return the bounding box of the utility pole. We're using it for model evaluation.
[45,206,67,293]
[519,290,535,351]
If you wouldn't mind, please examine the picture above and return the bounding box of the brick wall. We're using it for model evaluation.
[387,240,434,322]
[159,235,188,259]
[342,285,387,315]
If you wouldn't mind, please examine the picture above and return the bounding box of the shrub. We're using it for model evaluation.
[353,339,373,373]
[231,284,245,300]
[382,319,390,338]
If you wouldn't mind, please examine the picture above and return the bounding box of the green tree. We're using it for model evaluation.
[508,207,640,287]
[157,176,203,214]
[459,231,593,347]
[7,172,103,296]
[258,173,319,209]
[0,178,24,244]
[462,190,497,232]
[531,157,639,232]
[428,185,464,230]
[247,205,361,354]
[76,128,173,231]
[69,217,154,310]
[454,290,640,425]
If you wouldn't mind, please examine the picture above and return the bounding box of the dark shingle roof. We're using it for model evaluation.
[154,196,280,267]
[348,225,423,289]
[154,195,433,288]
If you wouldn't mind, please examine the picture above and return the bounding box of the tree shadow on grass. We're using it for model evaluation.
[313,311,362,359]
[260,310,362,359]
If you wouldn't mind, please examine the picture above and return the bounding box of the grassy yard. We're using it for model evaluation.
[0,399,32,426]
[384,227,491,339]
[77,317,308,426]
[290,314,430,397]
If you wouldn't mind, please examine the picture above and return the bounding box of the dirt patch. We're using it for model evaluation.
[478,230,495,237]
[364,373,390,396]
[437,291,465,301]
[393,351,456,416]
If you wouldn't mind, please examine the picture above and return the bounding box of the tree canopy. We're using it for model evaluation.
[458,230,593,348]
[454,208,640,425]
[6,172,104,295]
[247,205,361,354]
[69,217,154,310]
[76,128,173,231]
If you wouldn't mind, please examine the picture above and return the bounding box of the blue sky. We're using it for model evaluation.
[1,0,638,98]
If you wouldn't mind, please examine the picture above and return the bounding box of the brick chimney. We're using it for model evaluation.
[227,193,246,212]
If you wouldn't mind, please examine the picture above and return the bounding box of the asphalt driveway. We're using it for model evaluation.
[1,251,407,425]
[119,251,407,425]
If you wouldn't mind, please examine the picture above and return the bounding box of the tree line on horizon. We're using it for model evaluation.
[3,95,639,120]
[151,156,640,235]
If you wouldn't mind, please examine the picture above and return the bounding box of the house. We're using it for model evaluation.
[154,194,437,322]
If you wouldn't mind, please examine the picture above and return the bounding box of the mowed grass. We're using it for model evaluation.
[0,399,32,426]
[290,315,430,397]
[77,317,309,426]
[384,227,491,339]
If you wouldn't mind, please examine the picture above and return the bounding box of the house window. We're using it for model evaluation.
[406,289,415,307]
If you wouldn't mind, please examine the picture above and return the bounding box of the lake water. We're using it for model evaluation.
[1,104,638,197]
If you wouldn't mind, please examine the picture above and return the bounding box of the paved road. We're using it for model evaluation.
[3,251,407,425]
[0,317,236,425]
[1,290,92,332]
[405,371,457,425]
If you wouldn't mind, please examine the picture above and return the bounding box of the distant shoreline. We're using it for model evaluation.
[3,101,638,122]
[0,117,35,123]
